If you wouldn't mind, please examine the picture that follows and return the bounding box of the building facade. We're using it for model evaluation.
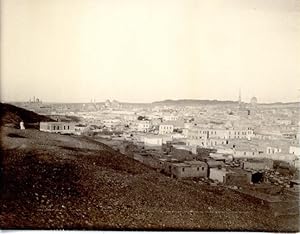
[136,120,151,132]
[40,122,76,134]
[169,161,208,178]
[159,124,174,135]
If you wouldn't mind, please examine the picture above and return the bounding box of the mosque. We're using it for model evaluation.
[237,89,258,116]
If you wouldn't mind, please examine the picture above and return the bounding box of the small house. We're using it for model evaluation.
[169,161,208,178]
[209,167,251,185]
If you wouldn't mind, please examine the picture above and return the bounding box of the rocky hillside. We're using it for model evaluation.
[0,126,298,231]
[0,103,53,128]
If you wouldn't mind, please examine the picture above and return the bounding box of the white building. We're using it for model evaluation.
[289,146,300,156]
[266,146,282,154]
[159,124,174,135]
[40,122,76,134]
[173,144,197,154]
[137,120,151,132]
[276,119,292,126]
[233,149,259,158]
[186,138,207,147]
[186,127,208,140]
[137,133,172,146]
[163,115,178,121]
[216,146,234,155]
[124,115,138,122]
[183,122,195,129]
[207,138,229,147]
[74,124,88,135]
[102,119,121,128]
[185,127,254,141]
[209,153,233,162]
[143,135,163,146]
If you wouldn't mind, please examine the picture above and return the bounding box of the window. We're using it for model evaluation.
[53,126,56,130]
[57,126,59,130]
[197,167,199,171]
[64,126,66,130]
[68,126,70,130]
[182,168,185,172]
[244,152,246,155]
[202,167,204,171]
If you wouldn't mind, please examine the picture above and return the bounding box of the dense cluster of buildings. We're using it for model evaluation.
[16,95,299,190]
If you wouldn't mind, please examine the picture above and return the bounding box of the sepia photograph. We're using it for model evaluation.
[0,0,300,232]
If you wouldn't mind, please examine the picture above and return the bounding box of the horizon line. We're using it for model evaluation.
[3,98,300,105]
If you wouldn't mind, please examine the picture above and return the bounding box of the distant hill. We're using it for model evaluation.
[152,99,237,106]
[152,99,300,106]
[259,101,300,106]
[0,103,54,128]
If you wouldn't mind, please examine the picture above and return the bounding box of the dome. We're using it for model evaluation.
[250,97,258,105]
[105,99,111,107]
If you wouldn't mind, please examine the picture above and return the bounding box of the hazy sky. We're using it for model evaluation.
[1,0,300,103]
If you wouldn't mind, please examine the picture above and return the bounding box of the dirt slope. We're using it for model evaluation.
[0,103,53,128]
[0,127,299,231]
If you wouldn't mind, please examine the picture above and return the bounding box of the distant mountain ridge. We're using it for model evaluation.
[151,99,300,106]
[152,99,239,105]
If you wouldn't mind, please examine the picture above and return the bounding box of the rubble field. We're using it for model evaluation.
[0,127,299,231]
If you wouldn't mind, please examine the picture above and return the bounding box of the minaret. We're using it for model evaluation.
[238,89,241,106]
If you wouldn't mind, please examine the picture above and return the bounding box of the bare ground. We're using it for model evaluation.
[0,127,299,231]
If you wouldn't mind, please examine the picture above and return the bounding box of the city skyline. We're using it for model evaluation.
[1,0,300,103]
[8,95,300,104]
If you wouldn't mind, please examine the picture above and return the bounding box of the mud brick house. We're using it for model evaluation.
[209,167,251,185]
[166,161,208,179]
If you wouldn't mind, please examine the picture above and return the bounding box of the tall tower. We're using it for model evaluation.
[238,89,241,106]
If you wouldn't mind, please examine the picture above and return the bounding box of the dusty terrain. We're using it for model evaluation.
[0,103,53,128]
[0,126,299,231]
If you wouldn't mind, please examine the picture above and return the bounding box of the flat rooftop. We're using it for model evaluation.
[185,161,206,165]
